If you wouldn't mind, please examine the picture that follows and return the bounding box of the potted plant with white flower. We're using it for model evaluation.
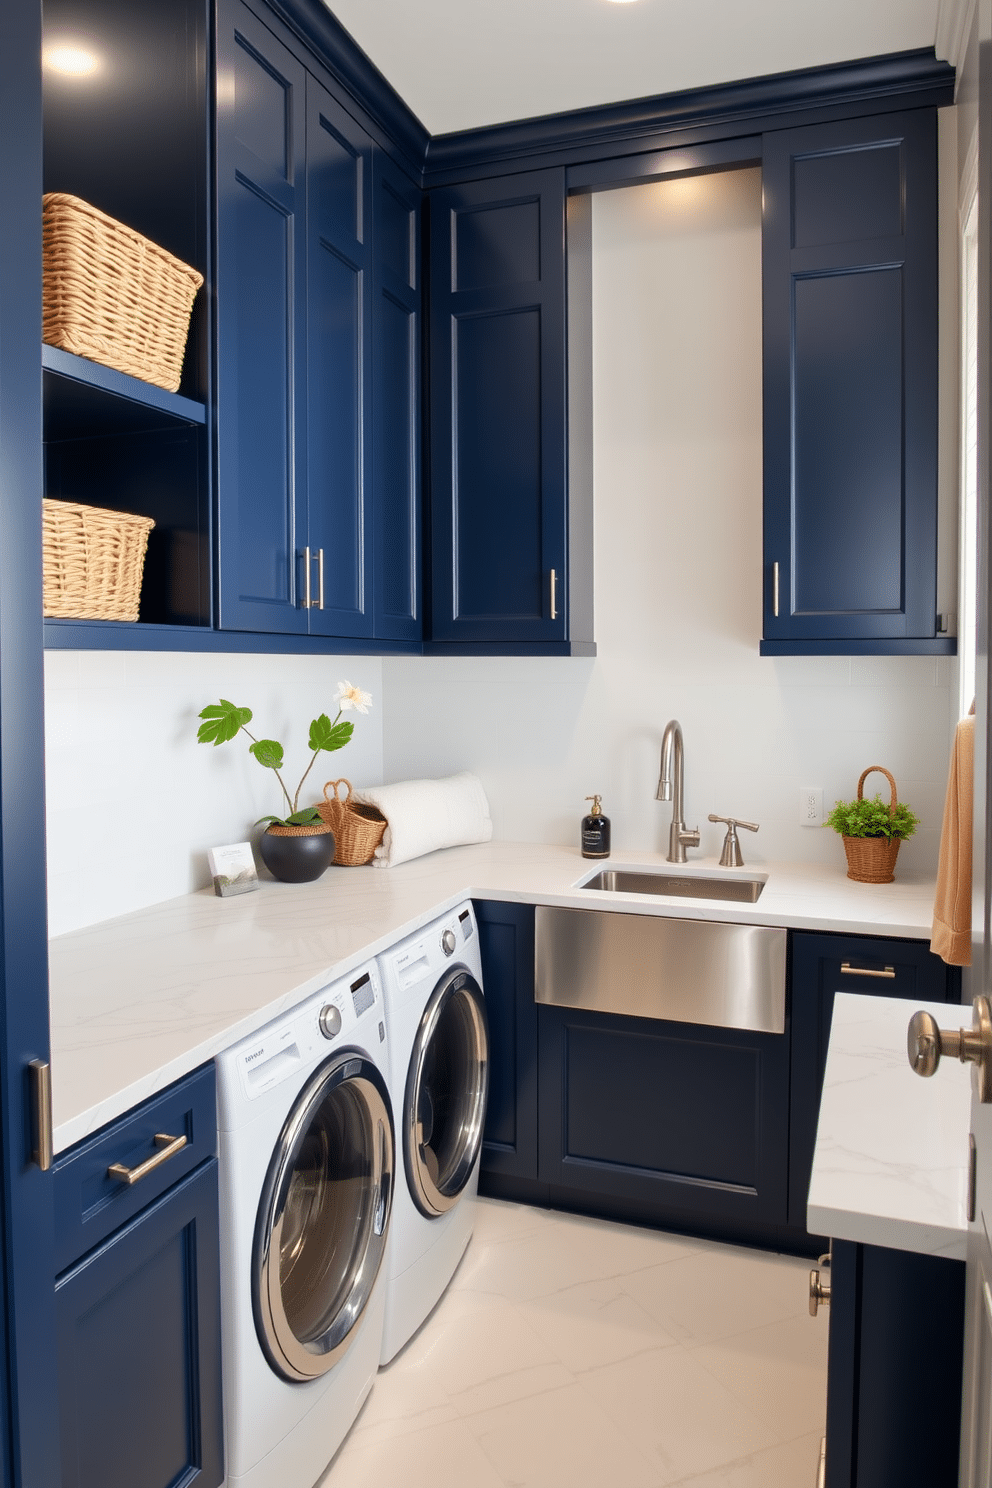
[197,680,372,883]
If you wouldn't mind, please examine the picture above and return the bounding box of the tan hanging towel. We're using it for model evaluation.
[930,713,974,966]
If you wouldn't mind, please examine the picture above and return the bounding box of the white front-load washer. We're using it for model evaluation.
[216,961,393,1488]
[377,901,488,1365]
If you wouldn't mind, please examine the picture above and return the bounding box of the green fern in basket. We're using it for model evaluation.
[825,795,919,841]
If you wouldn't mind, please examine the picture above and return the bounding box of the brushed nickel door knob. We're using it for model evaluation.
[809,1252,831,1316]
[907,996,992,1103]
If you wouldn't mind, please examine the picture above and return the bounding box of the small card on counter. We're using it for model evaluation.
[207,842,259,898]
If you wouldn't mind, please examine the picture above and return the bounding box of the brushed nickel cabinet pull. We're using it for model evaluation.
[317,547,325,611]
[772,561,780,618]
[108,1132,187,1187]
[840,961,895,979]
[28,1059,52,1173]
[550,568,557,621]
[303,546,312,609]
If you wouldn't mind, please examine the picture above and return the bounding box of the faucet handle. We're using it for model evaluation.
[708,814,760,868]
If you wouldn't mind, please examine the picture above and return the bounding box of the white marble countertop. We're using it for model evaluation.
[48,840,941,1153]
[807,992,972,1260]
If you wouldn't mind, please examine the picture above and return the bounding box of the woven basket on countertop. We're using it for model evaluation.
[42,499,155,622]
[42,193,203,393]
[317,779,387,866]
[841,766,902,884]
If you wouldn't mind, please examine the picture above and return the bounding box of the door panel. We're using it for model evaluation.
[762,109,938,645]
[372,149,421,640]
[217,0,307,633]
[430,169,567,644]
[539,1004,789,1227]
[0,2,58,1481]
[305,79,373,638]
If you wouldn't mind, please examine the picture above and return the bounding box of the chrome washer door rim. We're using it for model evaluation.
[253,1051,394,1382]
[404,968,489,1218]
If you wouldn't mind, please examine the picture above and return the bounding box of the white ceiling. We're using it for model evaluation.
[322,0,943,137]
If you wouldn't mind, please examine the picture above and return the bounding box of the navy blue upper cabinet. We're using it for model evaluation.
[761,110,945,655]
[305,77,374,638]
[216,0,419,642]
[216,0,309,634]
[373,149,422,641]
[429,169,589,650]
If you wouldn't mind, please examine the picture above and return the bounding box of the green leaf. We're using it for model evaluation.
[255,808,323,829]
[309,715,354,753]
[249,738,284,770]
[197,699,252,746]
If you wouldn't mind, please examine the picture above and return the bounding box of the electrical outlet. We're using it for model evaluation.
[800,787,823,826]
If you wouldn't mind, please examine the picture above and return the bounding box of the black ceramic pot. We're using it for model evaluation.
[258,825,336,883]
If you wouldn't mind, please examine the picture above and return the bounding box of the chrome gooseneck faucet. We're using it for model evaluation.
[656,719,700,864]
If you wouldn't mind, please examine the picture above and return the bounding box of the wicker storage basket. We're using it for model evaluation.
[841,766,903,884]
[317,779,387,866]
[43,499,155,622]
[42,193,204,393]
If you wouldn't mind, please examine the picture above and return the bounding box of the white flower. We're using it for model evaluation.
[336,680,372,714]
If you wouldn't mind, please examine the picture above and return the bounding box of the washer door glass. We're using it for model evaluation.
[254,1052,394,1382]
[405,968,489,1218]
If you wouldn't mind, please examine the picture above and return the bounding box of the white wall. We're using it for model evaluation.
[381,169,954,873]
[44,651,384,935]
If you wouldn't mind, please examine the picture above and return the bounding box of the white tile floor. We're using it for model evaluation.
[319,1199,828,1488]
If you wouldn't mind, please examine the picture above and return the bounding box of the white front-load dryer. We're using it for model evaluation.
[216,962,393,1488]
[377,901,488,1365]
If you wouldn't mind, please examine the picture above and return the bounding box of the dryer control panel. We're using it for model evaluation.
[234,963,383,1102]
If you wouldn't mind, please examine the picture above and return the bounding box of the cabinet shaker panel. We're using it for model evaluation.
[761,109,942,654]
[305,78,373,639]
[216,0,308,632]
[429,168,568,645]
[372,150,421,640]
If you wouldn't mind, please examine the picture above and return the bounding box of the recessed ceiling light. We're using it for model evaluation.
[44,44,100,77]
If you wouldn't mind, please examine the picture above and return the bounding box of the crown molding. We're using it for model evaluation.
[424,49,955,184]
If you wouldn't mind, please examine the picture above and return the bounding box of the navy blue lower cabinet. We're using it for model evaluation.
[475,901,540,1186]
[428,168,575,648]
[789,931,959,1234]
[824,1240,964,1486]
[761,109,947,655]
[538,1004,790,1234]
[55,1158,223,1488]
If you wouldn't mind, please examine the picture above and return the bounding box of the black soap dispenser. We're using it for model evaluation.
[581,795,611,859]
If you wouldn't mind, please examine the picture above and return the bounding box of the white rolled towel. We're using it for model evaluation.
[354,772,493,868]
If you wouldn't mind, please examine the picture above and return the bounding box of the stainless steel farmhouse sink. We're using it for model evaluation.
[579,868,766,903]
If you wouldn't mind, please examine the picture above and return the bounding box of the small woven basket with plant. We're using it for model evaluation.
[825,766,919,884]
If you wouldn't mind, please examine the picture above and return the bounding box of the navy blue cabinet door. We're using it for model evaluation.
[372,149,421,641]
[56,1160,223,1488]
[539,1006,790,1229]
[306,77,374,638]
[825,1242,963,1487]
[429,169,567,644]
[475,901,539,1183]
[216,0,308,634]
[762,111,940,653]
[0,2,59,1482]
[789,931,957,1233]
